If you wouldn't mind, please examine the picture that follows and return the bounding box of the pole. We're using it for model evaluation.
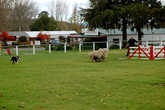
[106,41,109,49]
[129,47,131,59]
[164,46,165,58]
[64,41,67,53]
[149,46,155,60]
[79,42,82,53]
[146,41,149,47]
[160,41,163,46]
[16,45,19,56]
[119,39,122,50]
[138,45,141,59]
[93,42,95,52]
[33,45,35,55]
[49,44,51,54]
[0,43,2,56]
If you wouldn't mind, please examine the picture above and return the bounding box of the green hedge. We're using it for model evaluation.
[45,45,73,51]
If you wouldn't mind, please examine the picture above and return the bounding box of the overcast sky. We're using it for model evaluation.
[36,0,89,15]
[36,0,165,19]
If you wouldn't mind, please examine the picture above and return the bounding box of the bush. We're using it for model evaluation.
[56,45,73,51]
[82,44,92,50]
[18,36,27,42]
[45,45,73,51]
[110,45,119,49]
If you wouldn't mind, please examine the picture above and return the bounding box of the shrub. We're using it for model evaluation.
[18,36,27,42]
[45,45,73,51]
[110,45,119,49]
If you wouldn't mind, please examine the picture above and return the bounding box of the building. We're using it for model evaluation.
[98,28,165,41]
[6,31,77,41]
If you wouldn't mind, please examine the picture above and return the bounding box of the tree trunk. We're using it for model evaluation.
[122,18,127,47]
[137,28,142,41]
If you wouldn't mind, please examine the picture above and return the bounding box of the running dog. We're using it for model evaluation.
[11,56,19,64]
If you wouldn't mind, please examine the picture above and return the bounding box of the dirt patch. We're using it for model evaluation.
[160,83,165,87]
[0,93,3,97]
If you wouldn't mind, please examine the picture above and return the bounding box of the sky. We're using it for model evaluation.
[36,0,165,19]
[36,0,89,16]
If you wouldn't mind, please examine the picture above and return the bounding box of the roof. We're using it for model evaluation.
[0,31,77,38]
[70,34,107,38]
[98,28,165,35]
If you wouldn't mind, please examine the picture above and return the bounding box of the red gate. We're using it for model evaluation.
[129,45,165,60]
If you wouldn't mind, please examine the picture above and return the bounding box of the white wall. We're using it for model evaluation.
[108,34,165,42]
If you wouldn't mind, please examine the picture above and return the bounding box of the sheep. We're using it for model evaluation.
[88,48,109,62]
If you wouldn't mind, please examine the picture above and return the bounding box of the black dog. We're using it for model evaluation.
[11,56,19,64]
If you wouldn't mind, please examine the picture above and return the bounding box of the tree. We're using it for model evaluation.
[82,0,130,45]
[37,33,50,41]
[69,5,81,33]
[129,4,150,40]
[0,0,14,31]
[49,0,69,21]
[0,32,16,45]
[9,0,38,31]
[30,11,57,31]
[82,0,165,44]
[129,1,164,40]
[18,36,27,42]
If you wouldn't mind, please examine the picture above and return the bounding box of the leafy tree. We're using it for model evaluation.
[30,11,57,31]
[129,1,165,40]
[82,0,165,43]
[129,4,150,40]
[82,0,133,45]
[69,5,82,33]
[0,32,16,45]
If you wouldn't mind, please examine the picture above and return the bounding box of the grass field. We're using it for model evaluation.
[0,50,165,110]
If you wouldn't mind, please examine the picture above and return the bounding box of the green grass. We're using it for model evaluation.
[0,50,165,110]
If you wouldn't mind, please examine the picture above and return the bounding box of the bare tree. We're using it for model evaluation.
[49,0,69,21]
[49,0,56,18]
[0,0,14,31]
[9,0,38,31]
[69,4,83,32]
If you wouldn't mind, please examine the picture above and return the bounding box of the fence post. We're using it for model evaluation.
[164,46,165,58]
[33,45,35,55]
[64,42,67,53]
[138,45,141,59]
[149,46,155,60]
[49,44,51,54]
[79,42,82,52]
[160,41,163,46]
[93,42,95,52]
[119,39,122,50]
[0,44,2,56]
[106,41,109,49]
[16,45,19,56]
[146,41,149,47]
[129,47,131,59]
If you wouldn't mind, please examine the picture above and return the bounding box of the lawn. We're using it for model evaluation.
[0,50,165,110]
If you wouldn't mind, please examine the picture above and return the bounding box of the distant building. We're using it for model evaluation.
[0,31,77,41]
[98,28,165,42]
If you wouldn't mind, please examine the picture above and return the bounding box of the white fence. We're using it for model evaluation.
[1,40,165,56]
[0,41,116,56]
[141,41,165,46]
